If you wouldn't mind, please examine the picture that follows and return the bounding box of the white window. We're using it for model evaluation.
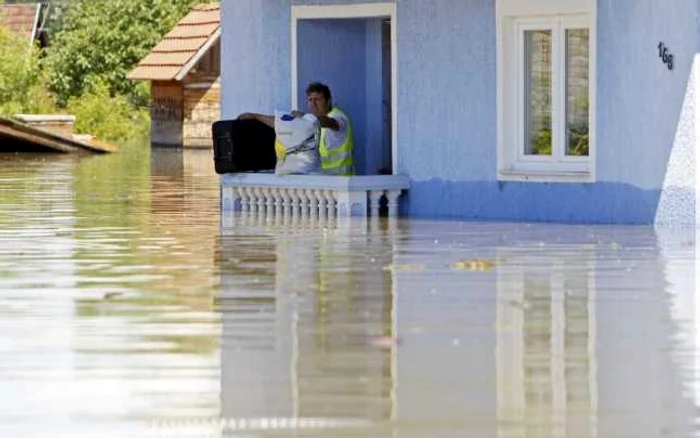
[497,0,596,182]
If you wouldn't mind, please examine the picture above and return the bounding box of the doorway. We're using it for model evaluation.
[292,4,396,175]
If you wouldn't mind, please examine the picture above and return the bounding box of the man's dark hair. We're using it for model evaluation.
[306,82,332,101]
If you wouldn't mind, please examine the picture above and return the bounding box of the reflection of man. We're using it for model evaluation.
[238,82,355,176]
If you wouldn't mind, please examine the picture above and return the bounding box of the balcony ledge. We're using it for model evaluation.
[220,173,410,218]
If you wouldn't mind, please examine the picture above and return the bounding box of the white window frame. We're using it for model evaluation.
[497,0,596,183]
[291,3,398,175]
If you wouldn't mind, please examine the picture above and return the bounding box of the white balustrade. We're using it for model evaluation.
[220,174,409,223]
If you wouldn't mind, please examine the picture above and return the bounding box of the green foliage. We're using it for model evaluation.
[66,81,150,143]
[44,0,199,106]
[568,128,589,156]
[530,128,590,157]
[531,128,552,156]
[0,26,56,116]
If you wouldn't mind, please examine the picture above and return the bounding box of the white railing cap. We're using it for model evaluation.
[220,173,410,191]
[14,114,77,123]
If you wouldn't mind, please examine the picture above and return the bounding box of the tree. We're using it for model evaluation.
[43,0,199,107]
[0,26,55,116]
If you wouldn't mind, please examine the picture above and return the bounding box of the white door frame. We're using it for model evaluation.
[291,3,398,175]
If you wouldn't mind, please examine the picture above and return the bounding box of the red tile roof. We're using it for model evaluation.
[128,3,220,82]
[0,3,41,43]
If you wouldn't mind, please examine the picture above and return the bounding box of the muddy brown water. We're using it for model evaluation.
[0,144,698,437]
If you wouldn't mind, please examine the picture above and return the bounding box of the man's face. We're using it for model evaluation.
[306,92,331,116]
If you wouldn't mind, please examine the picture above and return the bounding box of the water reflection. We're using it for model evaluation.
[0,146,698,437]
[0,147,223,438]
[218,220,697,438]
[218,219,396,432]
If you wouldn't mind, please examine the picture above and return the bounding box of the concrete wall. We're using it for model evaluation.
[221,0,699,224]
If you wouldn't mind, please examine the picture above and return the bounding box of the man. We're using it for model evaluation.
[239,82,355,176]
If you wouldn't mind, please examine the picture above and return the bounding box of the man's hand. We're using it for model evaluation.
[237,112,275,128]
[291,110,306,118]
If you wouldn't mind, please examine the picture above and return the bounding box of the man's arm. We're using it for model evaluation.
[238,112,274,128]
[316,115,340,131]
[291,111,341,131]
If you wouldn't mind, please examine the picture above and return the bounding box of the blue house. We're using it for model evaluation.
[220,0,699,225]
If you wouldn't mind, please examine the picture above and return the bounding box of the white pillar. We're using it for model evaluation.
[290,189,303,218]
[281,189,293,218]
[314,189,328,220]
[264,187,275,217]
[323,190,337,219]
[242,187,255,213]
[272,188,283,217]
[235,187,246,212]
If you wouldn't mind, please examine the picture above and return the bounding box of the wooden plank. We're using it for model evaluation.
[0,117,117,153]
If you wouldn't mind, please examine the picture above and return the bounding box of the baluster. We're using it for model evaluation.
[299,189,311,220]
[255,187,266,216]
[290,189,302,218]
[314,189,327,220]
[281,189,293,219]
[304,189,317,219]
[243,187,255,213]
[248,187,258,215]
[235,187,246,212]
[323,190,337,219]
[272,188,283,217]
[265,187,275,216]
[274,190,283,228]
[258,187,268,217]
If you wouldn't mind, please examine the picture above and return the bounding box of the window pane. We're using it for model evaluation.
[566,29,589,157]
[524,30,552,156]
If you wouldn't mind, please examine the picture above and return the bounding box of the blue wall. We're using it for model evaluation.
[297,18,386,175]
[222,0,699,224]
[397,0,698,224]
[221,0,292,116]
[596,0,698,224]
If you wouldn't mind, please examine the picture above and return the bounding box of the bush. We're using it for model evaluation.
[66,82,150,143]
[0,26,55,116]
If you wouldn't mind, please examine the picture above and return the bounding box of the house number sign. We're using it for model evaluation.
[658,42,674,71]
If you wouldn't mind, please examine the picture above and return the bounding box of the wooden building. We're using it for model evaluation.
[128,3,220,148]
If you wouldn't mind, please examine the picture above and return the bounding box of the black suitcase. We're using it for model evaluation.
[212,119,277,174]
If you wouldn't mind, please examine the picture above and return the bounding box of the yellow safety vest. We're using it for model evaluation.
[320,107,355,176]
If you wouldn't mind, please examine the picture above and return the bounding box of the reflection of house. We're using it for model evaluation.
[129,3,220,149]
[220,1,700,225]
[496,246,597,438]
[219,223,395,427]
[217,222,697,435]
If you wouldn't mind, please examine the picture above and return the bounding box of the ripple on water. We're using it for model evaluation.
[0,150,698,437]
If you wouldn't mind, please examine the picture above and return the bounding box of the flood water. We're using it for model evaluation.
[0,143,698,437]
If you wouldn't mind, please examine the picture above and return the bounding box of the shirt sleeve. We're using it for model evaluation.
[328,112,347,134]
[324,112,349,150]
